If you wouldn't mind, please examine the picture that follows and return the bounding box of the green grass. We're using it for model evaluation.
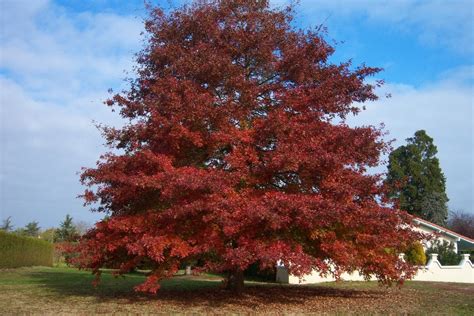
[0,266,221,295]
[0,266,473,314]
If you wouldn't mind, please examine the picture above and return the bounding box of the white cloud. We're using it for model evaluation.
[348,66,474,213]
[0,0,141,227]
[0,0,143,102]
[0,77,116,227]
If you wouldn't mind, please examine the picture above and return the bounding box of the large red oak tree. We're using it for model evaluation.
[74,0,422,293]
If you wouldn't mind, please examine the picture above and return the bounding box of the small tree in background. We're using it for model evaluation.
[0,216,14,232]
[386,130,448,226]
[54,215,79,242]
[448,210,474,239]
[23,221,41,237]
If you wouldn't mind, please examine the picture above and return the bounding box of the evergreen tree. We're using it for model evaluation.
[386,130,448,225]
[54,214,79,242]
[23,221,41,237]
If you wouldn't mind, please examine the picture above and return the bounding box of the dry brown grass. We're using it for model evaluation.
[1,267,473,315]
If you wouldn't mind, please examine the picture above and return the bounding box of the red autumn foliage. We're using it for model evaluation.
[72,0,422,293]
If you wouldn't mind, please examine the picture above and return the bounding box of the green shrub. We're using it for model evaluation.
[405,241,427,265]
[425,240,462,265]
[0,230,53,268]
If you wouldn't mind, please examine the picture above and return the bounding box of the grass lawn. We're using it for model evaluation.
[0,266,473,314]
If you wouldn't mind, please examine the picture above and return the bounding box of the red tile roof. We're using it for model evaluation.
[412,216,474,243]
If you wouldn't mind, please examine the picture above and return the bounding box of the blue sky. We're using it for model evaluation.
[0,0,473,229]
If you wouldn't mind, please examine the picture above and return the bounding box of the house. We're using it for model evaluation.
[276,216,474,284]
[412,216,474,253]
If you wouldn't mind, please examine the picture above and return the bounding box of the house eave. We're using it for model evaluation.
[413,217,473,245]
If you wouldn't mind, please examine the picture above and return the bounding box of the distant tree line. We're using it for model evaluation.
[0,214,91,242]
[447,210,474,239]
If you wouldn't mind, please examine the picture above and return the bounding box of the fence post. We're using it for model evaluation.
[427,253,439,266]
[459,254,471,265]
[398,253,406,262]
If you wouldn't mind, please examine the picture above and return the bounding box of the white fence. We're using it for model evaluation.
[412,254,473,283]
[276,254,474,284]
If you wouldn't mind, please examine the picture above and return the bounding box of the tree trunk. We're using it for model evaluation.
[226,269,244,293]
[185,265,192,275]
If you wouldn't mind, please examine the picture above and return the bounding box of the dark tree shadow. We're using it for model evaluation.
[26,269,387,308]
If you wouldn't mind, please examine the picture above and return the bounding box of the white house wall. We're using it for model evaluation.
[412,225,459,253]
[276,254,474,285]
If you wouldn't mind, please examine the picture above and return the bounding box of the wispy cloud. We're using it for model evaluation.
[0,76,110,226]
[0,0,142,226]
[348,66,473,213]
[0,0,143,102]
[271,0,474,55]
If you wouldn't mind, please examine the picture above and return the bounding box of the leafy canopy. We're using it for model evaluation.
[448,210,474,239]
[386,130,448,225]
[73,0,421,293]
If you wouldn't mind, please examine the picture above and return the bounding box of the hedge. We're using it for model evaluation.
[0,231,53,268]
